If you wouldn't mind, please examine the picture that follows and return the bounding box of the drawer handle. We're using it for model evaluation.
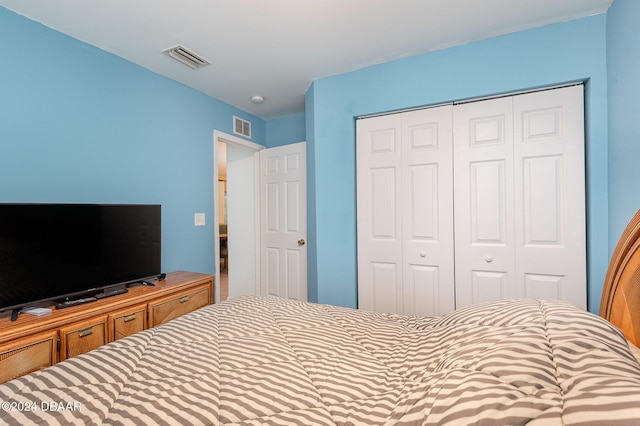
[78,327,94,338]
[179,296,189,303]
[123,314,137,323]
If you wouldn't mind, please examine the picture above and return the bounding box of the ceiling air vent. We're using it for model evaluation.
[234,116,251,138]
[162,45,210,69]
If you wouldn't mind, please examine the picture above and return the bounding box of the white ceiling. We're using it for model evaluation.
[1,0,613,119]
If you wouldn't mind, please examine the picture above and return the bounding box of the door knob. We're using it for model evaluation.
[298,239,306,246]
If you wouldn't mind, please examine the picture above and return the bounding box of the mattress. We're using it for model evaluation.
[0,296,639,425]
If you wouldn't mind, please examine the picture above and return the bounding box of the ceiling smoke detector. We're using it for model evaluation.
[162,45,211,69]
[251,95,265,104]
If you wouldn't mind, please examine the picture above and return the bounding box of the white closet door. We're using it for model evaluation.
[454,86,586,309]
[401,107,454,316]
[453,97,516,307]
[357,114,403,313]
[513,85,586,308]
[357,106,454,315]
[358,85,586,313]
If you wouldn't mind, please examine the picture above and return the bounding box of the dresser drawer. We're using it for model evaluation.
[59,316,107,361]
[0,331,58,382]
[109,304,147,342]
[148,285,211,327]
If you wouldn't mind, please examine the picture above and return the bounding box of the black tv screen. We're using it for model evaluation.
[0,204,161,314]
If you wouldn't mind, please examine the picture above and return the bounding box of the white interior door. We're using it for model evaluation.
[401,107,455,316]
[357,114,403,313]
[357,106,455,315]
[260,142,307,301]
[453,97,516,307]
[513,85,586,308]
[454,85,586,309]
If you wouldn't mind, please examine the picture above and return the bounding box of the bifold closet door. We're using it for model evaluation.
[513,86,586,308]
[453,97,516,307]
[357,106,455,316]
[401,108,455,316]
[454,85,586,309]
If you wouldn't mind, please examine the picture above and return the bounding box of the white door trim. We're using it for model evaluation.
[216,130,264,151]
[213,130,263,302]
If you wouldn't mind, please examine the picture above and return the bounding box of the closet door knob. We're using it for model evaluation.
[485,255,493,263]
[420,251,426,258]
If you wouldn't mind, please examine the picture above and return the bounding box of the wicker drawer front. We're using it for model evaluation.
[109,305,147,342]
[0,331,57,383]
[60,317,107,361]
[149,286,210,327]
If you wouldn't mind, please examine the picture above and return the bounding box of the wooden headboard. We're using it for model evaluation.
[600,209,640,348]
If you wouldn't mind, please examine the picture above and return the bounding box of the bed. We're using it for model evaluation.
[1,219,640,425]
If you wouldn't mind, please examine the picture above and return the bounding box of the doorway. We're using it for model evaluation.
[216,142,228,301]
[213,131,262,303]
[213,131,309,303]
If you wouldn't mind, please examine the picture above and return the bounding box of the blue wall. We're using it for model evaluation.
[607,0,640,251]
[266,114,306,148]
[0,7,265,277]
[2,5,621,314]
[307,15,609,313]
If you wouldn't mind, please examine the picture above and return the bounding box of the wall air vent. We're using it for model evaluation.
[233,116,251,138]
[162,45,211,69]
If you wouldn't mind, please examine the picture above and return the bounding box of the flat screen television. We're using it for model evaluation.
[0,203,161,320]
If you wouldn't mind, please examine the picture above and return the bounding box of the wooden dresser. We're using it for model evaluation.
[0,271,213,383]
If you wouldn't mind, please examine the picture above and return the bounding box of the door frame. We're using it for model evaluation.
[213,130,263,303]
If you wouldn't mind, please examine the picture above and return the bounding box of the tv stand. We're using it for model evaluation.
[0,271,213,384]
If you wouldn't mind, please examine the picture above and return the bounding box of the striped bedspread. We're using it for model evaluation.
[0,296,639,425]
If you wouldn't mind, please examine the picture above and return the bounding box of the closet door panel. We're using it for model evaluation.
[357,114,403,313]
[514,85,586,308]
[402,106,454,316]
[368,262,400,314]
[405,265,440,316]
[524,273,565,301]
[454,97,515,308]
[472,271,508,303]
[470,160,507,243]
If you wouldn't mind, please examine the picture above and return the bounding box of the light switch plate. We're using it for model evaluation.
[194,213,206,226]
